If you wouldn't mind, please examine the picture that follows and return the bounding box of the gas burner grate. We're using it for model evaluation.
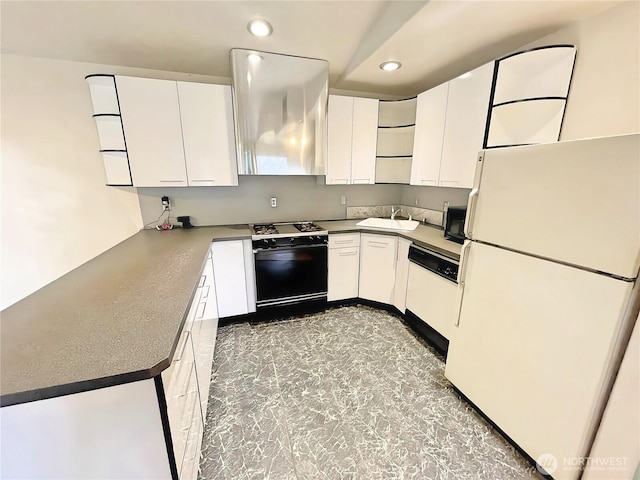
[293,222,323,233]
[253,224,279,235]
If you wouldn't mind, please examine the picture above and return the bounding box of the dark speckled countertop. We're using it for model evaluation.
[0,220,458,408]
[0,226,249,407]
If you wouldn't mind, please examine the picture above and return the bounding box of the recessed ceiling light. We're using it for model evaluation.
[248,19,273,37]
[380,61,402,72]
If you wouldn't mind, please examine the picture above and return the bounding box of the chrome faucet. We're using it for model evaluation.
[391,206,403,220]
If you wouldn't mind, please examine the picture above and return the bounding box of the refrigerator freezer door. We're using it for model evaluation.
[445,242,634,478]
[468,134,639,279]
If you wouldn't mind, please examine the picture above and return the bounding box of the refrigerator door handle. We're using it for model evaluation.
[454,241,472,327]
[465,188,479,239]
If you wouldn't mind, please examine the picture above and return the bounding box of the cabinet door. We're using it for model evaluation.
[439,62,494,188]
[410,83,449,186]
[328,246,360,301]
[351,97,379,184]
[177,82,238,187]
[326,95,354,184]
[392,238,412,312]
[210,240,249,318]
[358,233,397,304]
[116,76,188,187]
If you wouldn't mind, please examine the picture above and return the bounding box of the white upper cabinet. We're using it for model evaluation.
[177,82,238,187]
[486,45,576,148]
[115,76,238,188]
[116,76,188,187]
[326,95,378,185]
[376,97,416,184]
[492,46,576,104]
[326,95,354,184]
[351,97,379,184]
[410,82,449,186]
[438,61,494,189]
[85,75,132,186]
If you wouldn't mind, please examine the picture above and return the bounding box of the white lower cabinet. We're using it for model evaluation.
[405,262,457,340]
[210,239,256,318]
[392,238,411,313]
[328,233,360,301]
[358,233,398,304]
[1,247,220,480]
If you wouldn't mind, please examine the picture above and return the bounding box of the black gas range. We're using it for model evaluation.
[249,222,328,308]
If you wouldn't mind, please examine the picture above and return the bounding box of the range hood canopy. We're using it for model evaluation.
[230,49,329,176]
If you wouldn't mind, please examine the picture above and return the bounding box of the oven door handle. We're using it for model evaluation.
[253,244,328,253]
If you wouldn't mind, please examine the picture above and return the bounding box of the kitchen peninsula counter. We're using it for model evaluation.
[0,226,237,407]
[1,221,458,407]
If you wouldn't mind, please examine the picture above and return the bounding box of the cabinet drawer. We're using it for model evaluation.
[329,233,360,249]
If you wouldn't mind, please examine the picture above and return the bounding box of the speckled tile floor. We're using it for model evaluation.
[199,305,542,480]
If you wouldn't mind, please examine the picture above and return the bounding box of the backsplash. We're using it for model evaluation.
[137,176,404,227]
[346,205,444,227]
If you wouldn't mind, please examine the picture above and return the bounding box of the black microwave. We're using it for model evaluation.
[444,206,467,244]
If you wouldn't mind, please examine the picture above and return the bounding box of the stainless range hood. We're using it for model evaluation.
[230,49,329,175]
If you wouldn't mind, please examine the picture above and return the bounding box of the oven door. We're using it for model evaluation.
[254,245,328,307]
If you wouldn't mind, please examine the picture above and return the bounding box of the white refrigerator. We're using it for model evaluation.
[444,134,639,479]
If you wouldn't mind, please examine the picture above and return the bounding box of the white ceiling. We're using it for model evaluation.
[0,0,624,96]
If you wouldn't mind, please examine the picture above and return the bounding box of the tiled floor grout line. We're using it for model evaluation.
[268,330,301,480]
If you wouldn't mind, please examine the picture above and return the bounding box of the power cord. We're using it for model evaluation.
[143,206,173,230]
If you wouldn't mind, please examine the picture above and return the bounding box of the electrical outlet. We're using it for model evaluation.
[161,196,170,211]
[340,195,347,205]
[443,201,449,212]
[270,197,277,208]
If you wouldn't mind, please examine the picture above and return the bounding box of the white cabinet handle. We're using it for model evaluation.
[334,239,353,244]
[176,362,194,398]
[465,188,479,239]
[454,241,472,327]
[174,331,190,362]
[368,241,389,248]
[199,275,206,288]
[195,301,206,320]
[200,285,210,299]
[159,180,184,183]
[339,251,358,256]
[191,179,214,183]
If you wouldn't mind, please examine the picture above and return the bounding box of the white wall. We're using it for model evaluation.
[0,55,146,309]
[520,0,639,140]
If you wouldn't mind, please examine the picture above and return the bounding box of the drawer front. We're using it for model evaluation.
[329,233,360,249]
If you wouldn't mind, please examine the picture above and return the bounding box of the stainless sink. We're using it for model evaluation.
[356,217,420,231]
